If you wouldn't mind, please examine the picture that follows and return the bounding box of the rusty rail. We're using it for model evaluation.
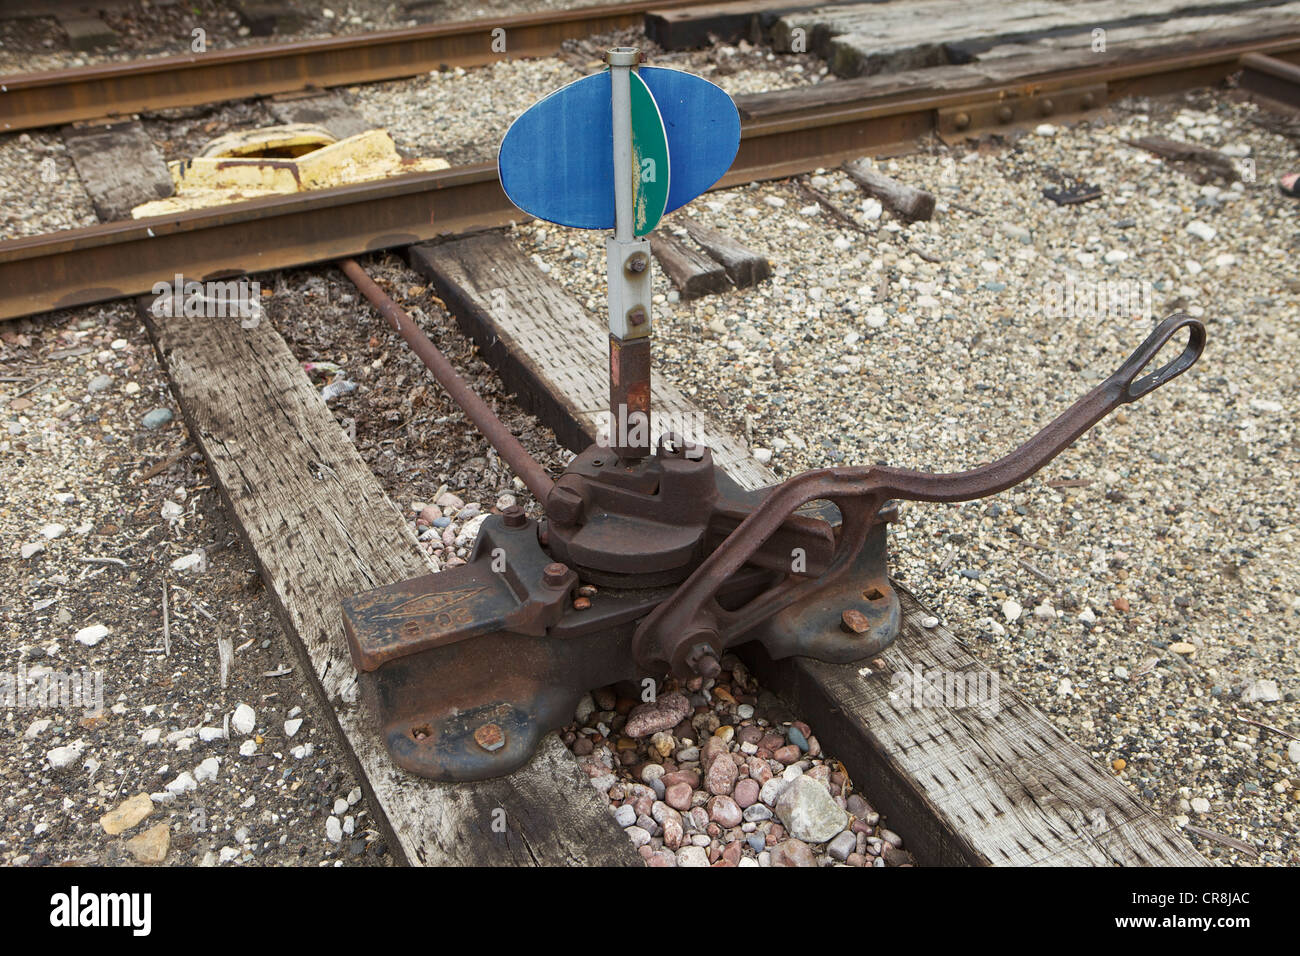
[0,0,709,133]
[338,257,555,503]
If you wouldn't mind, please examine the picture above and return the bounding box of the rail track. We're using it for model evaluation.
[1,28,1298,322]
[0,0,710,134]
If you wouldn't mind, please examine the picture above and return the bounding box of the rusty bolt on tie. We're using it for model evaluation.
[543,562,570,587]
[502,504,526,528]
[841,608,872,634]
[997,105,1014,123]
[627,305,648,327]
[474,722,506,752]
[625,252,648,275]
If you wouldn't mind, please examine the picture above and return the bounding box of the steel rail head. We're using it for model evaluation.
[337,258,555,503]
[632,315,1206,676]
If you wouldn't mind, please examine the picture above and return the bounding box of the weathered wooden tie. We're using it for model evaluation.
[681,219,773,289]
[652,232,731,299]
[62,120,173,222]
[842,159,935,222]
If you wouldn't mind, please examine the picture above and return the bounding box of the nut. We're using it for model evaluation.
[543,562,570,587]
[502,505,526,528]
[841,608,872,634]
[473,723,505,752]
[684,642,721,679]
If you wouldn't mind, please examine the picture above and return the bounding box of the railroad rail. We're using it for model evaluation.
[2,30,1298,322]
[0,0,710,134]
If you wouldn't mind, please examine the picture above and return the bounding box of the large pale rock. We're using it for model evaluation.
[125,823,170,863]
[624,692,692,738]
[775,775,848,844]
[100,793,153,835]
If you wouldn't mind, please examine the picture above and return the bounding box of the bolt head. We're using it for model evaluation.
[474,723,505,752]
[685,642,721,679]
[502,505,526,528]
[543,562,570,587]
[841,608,872,634]
[627,306,648,327]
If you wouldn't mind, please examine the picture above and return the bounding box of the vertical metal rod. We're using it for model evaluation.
[605,46,652,460]
[609,50,635,243]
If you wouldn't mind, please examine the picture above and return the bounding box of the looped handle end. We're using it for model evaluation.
[1111,313,1206,402]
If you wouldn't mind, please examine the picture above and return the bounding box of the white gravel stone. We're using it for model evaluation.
[46,741,86,770]
[676,845,710,867]
[74,624,108,646]
[165,771,197,795]
[231,703,256,736]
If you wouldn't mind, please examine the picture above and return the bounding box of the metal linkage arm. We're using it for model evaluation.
[632,314,1206,676]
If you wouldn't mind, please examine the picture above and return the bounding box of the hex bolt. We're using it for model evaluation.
[997,105,1014,124]
[841,608,871,634]
[502,504,526,528]
[684,642,721,679]
[627,305,648,327]
[625,252,649,274]
[953,111,971,130]
[1039,98,1055,117]
[543,562,570,587]
[473,722,506,752]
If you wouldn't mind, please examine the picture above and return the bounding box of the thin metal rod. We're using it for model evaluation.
[338,258,555,503]
[608,48,636,242]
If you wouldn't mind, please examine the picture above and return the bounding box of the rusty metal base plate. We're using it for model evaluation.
[751,519,900,663]
[342,513,902,781]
